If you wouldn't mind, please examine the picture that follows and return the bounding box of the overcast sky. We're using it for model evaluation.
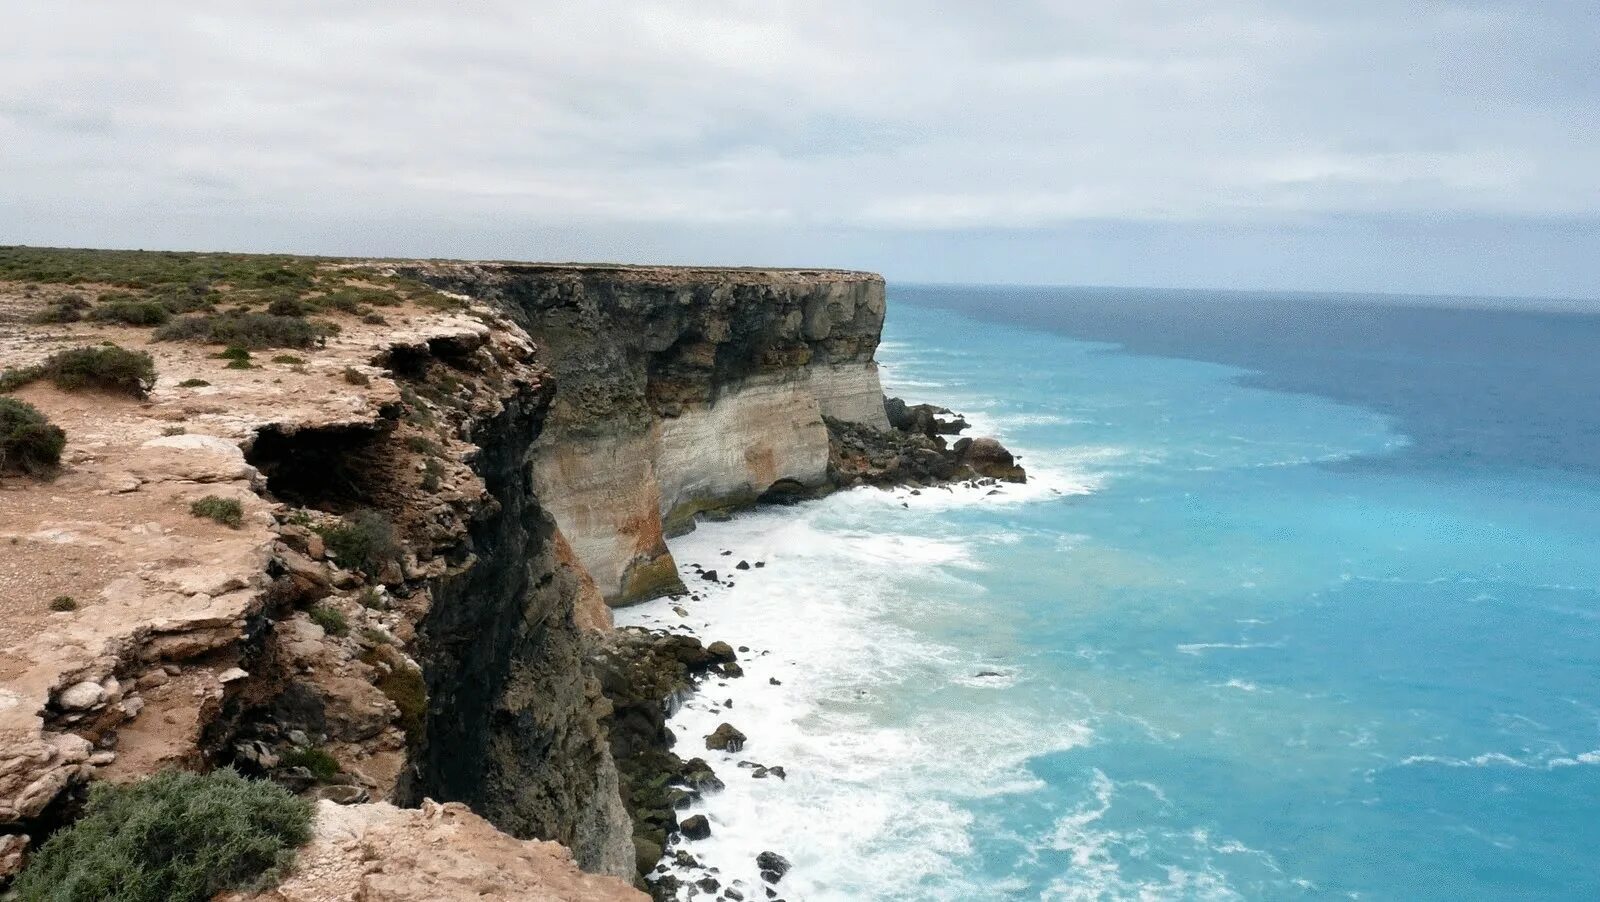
[3,2,1596,297]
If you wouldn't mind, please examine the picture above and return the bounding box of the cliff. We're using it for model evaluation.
[403,263,890,604]
[0,250,638,895]
[0,247,1016,899]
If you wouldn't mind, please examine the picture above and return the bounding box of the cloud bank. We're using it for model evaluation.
[3,2,1596,297]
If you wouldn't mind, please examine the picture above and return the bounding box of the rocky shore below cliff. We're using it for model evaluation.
[827,395,1027,490]
[592,394,1022,901]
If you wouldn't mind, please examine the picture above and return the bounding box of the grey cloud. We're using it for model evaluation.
[1,1,1596,297]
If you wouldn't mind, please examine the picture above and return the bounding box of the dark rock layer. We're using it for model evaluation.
[395,359,633,877]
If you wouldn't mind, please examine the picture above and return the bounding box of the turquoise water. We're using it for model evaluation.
[625,288,1600,900]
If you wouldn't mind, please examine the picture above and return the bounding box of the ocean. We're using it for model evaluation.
[619,284,1600,900]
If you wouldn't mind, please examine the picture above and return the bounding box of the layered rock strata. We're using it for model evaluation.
[404,264,890,605]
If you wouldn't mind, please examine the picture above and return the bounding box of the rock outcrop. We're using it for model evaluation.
[404,264,890,605]
[237,799,644,902]
[828,395,1027,488]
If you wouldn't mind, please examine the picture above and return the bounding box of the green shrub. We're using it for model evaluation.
[0,399,66,476]
[359,626,392,646]
[2,345,158,398]
[11,767,313,902]
[154,313,333,350]
[265,297,307,317]
[177,378,210,387]
[161,425,186,436]
[357,586,385,609]
[49,595,77,612]
[309,604,349,636]
[362,312,388,325]
[341,367,369,386]
[308,287,398,313]
[28,303,84,324]
[271,354,304,365]
[314,510,397,576]
[88,300,171,326]
[278,746,340,781]
[362,648,427,737]
[190,495,243,528]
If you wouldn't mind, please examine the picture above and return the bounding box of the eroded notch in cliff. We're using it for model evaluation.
[245,419,398,509]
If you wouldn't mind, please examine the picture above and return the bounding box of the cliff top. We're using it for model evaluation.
[2,245,883,287]
[0,247,634,895]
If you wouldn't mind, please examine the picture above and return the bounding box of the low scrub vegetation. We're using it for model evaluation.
[49,595,77,612]
[279,746,340,781]
[0,398,67,476]
[314,509,398,576]
[0,345,157,398]
[10,767,314,902]
[154,312,335,350]
[309,604,349,637]
[87,299,172,326]
[27,294,91,324]
[190,495,244,528]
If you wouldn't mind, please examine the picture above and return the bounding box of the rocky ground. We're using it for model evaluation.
[828,396,1027,488]
[0,257,630,896]
[233,799,642,902]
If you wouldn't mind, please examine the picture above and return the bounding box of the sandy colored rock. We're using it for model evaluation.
[239,800,645,902]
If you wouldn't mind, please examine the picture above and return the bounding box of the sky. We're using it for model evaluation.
[3,2,1597,298]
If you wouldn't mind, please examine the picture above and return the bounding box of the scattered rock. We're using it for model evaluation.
[721,662,744,678]
[57,680,105,711]
[701,570,719,582]
[705,723,746,752]
[735,560,750,570]
[768,677,782,685]
[756,851,791,883]
[706,641,737,662]
[635,836,665,875]
[680,814,712,840]
[680,758,724,793]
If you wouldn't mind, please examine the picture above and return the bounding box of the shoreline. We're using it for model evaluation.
[609,424,1084,901]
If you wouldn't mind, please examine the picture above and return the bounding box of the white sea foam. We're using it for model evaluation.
[618,477,1094,900]
[1399,749,1600,770]
[1176,641,1282,656]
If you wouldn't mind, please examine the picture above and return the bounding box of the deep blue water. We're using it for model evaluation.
[626,284,1600,900]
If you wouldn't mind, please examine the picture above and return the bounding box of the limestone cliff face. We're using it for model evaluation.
[407,264,889,605]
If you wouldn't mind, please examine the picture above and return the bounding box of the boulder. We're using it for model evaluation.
[756,851,791,883]
[679,814,712,840]
[57,680,105,711]
[706,641,737,663]
[705,723,746,752]
[679,757,724,793]
[954,437,1026,483]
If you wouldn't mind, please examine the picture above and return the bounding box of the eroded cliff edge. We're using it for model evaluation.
[405,263,890,605]
[0,249,1018,899]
